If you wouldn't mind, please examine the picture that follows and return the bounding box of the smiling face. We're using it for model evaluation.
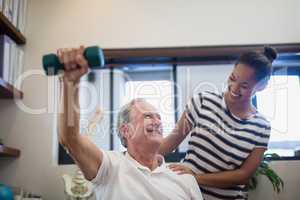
[226,63,261,104]
[125,101,163,149]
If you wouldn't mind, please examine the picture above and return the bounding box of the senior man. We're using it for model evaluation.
[58,46,203,200]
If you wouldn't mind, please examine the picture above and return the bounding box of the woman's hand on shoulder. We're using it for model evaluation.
[168,163,196,176]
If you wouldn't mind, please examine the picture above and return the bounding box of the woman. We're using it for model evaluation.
[159,46,277,200]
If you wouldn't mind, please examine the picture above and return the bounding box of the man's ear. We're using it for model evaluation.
[120,123,130,139]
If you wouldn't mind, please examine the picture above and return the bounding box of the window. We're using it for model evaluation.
[256,71,300,157]
[56,45,300,164]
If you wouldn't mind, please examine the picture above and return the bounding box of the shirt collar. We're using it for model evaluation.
[125,152,166,173]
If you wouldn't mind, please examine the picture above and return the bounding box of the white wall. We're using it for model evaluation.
[0,0,300,199]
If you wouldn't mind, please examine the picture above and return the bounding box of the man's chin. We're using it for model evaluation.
[146,132,163,145]
[147,131,163,137]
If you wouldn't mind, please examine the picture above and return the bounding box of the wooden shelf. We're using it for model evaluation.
[0,77,23,99]
[0,11,26,45]
[0,145,21,157]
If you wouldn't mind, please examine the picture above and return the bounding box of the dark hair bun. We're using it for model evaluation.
[264,46,277,63]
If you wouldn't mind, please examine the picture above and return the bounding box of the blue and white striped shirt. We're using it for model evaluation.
[184,91,270,200]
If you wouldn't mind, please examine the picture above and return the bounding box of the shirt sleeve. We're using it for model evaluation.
[254,126,271,149]
[90,151,121,186]
[250,115,271,149]
[182,174,203,200]
[185,93,203,127]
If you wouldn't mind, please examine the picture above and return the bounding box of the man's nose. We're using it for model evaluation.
[153,116,161,125]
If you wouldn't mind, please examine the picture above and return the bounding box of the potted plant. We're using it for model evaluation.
[248,153,284,193]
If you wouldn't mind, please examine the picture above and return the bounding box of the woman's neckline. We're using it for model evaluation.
[221,92,258,121]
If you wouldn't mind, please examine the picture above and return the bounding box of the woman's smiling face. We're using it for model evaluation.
[226,63,259,104]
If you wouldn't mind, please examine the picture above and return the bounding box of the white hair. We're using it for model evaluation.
[117,98,146,147]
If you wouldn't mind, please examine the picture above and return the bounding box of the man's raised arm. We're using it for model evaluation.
[58,46,102,181]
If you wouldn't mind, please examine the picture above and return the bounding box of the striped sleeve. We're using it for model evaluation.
[185,93,203,127]
[254,116,271,149]
[254,125,271,149]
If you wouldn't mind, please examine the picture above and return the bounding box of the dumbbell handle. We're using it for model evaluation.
[42,46,105,76]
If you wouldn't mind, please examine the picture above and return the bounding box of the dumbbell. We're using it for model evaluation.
[42,46,105,76]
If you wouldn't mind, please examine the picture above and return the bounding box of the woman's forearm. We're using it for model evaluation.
[159,131,185,155]
[195,169,250,188]
[159,112,191,155]
[194,148,265,188]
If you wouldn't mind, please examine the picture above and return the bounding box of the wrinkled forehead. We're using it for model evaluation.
[131,101,159,117]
